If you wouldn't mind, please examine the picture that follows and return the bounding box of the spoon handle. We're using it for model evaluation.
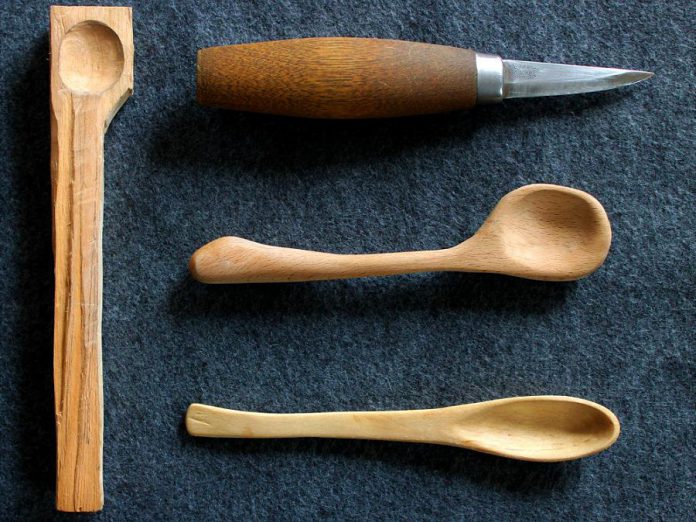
[187,404,451,444]
[189,236,463,283]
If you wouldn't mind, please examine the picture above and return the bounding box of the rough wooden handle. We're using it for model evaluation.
[187,404,446,443]
[189,236,461,283]
[52,98,107,512]
[197,37,478,118]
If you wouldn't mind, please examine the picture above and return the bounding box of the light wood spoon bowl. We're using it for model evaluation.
[190,184,611,284]
[186,396,620,462]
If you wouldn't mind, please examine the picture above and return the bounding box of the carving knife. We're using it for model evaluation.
[197,37,653,118]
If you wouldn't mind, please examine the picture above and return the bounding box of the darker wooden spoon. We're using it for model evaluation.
[190,184,611,284]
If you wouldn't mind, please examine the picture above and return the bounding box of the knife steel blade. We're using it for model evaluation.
[476,53,653,103]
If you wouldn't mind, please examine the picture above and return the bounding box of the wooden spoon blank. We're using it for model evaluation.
[50,6,133,512]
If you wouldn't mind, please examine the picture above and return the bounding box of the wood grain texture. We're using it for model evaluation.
[189,184,611,284]
[50,6,133,512]
[197,37,478,118]
[186,396,621,462]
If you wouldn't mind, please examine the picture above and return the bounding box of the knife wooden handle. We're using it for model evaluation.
[197,37,478,118]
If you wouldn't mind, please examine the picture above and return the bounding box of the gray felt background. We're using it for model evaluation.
[0,0,694,520]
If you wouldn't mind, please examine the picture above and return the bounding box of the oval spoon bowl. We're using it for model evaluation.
[451,396,621,461]
[477,184,612,281]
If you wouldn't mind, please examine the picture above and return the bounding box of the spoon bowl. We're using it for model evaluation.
[450,396,620,461]
[186,395,620,462]
[469,184,612,281]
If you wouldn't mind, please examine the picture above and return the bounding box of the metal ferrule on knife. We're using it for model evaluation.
[475,53,504,103]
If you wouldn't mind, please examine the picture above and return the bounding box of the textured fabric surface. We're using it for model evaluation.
[0,0,694,520]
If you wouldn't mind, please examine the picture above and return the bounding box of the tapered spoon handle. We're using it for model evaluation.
[197,38,478,118]
[189,236,465,283]
[187,404,451,444]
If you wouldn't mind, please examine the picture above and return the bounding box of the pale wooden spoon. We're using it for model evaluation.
[186,396,620,462]
[189,184,611,284]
